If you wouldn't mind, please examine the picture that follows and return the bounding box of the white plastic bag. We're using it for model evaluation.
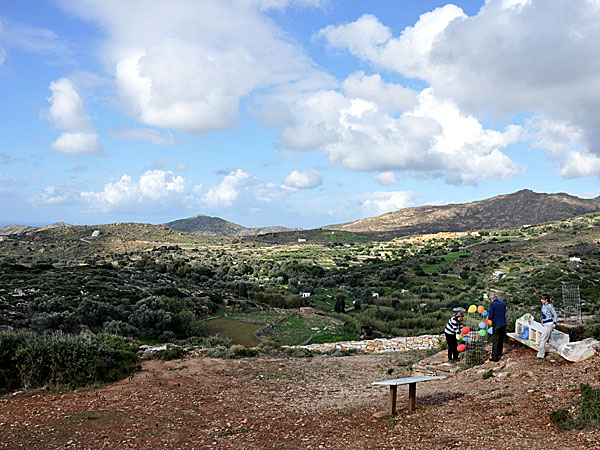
[558,338,599,362]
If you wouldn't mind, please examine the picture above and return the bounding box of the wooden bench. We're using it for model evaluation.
[372,375,446,415]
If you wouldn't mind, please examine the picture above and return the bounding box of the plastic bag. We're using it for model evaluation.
[558,338,599,362]
[519,327,529,339]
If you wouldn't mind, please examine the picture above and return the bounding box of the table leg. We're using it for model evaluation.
[408,382,416,412]
[389,385,397,415]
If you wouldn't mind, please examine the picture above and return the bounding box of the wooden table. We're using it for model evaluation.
[373,376,446,415]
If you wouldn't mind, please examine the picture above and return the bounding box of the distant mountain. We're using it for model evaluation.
[0,225,39,236]
[325,190,600,236]
[0,222,71,236]
[164,214,298,237]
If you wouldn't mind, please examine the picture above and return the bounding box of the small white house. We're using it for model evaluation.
[569,257,582,263]
[372,292,379,298]
[301,292,311,298]
[493,270,504,279]
[91,230,100,237]
[298,238,306,243]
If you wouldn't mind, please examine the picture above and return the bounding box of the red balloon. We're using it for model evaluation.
[457,344,467,352]
[460,326,471,335]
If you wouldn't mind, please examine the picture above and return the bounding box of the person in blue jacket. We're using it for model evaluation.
[487,292,506,362]
[536,293,558,359]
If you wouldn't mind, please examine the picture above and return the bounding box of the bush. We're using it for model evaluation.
[228,344,258,358]
[141,346,186,361]
[0,331,140,392]
[549,408,577,431]
[549,384,600,431]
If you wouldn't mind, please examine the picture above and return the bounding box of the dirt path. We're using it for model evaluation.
[1,343,599,449]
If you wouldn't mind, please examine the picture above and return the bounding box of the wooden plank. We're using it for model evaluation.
[408,382,416,412]
[389,385,397,415]
[373,375,445,386]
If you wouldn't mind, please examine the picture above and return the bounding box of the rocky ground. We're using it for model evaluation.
[1,341,599,449]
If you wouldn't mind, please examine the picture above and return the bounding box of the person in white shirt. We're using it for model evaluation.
[536,293,557,359]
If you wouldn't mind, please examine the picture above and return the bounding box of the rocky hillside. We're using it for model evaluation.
[164,214,246,237]
[164,214,298,237]
[326,189,600,236]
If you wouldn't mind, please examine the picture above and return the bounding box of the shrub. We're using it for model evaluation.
[549,408,576,431]
[0,331,140,392]
[549,384,600,431]
[228,344,258,358]
[141,346,186,361]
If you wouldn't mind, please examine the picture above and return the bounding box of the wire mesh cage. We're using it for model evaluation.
[561,284,582,325]
[460,306,490,367]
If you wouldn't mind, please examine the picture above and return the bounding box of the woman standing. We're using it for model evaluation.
[536,293,557,359]
[444,312,464,362]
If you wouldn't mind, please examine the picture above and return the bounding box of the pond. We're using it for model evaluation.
[204,317,262,346]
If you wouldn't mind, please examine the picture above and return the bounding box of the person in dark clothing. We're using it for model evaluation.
[444,312,464,362]
[487,292,507,362]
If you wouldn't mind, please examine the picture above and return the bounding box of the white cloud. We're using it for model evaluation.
[46,78,101,156]
[29,186,72,205]
[283,169,322,189]
[278,75,521,185]
[203,169,251,207]
[0,15,73,66]
[81,170,187,212]
[317,1,600,180]
[51,132,101,156]
[175,162,188,171]
[373,172,397,186]
[109,127,176,146]
[317,6,465,79]
[58,0,331,134]
[362,191,414,215]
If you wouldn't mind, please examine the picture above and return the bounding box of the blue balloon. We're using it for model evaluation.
[487,327,493,334]
[482,310,488,316]
[478,322,486,329]
[462,336,468,342]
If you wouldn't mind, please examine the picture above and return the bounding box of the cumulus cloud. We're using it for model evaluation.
[317,0,600,179]
[81,170,186,212]
[373,172,397,186]
[317,6,465,79]
[278,72,521,185]
[46,78,101,156]
[362,191,414,215]
[283,169,322,189]
[203,169,251,207]
[57,0,332,134]
[109,127,176,146]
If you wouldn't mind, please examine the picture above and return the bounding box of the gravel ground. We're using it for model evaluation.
[1,342,599,449]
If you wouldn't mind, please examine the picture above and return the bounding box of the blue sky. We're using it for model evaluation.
[1,0,599,229]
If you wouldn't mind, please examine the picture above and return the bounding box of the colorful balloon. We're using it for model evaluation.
[478,329,487,337]
[468,305,477,313]
[478,322,486,329]
[462,336,468,342]
[487,319,493,326]
[461,326,471,335]
[457,344,467,352]
[477,305,484,314]
[488,328,493,335]
[482,310,488,316]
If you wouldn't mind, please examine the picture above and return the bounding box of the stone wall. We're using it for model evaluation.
[286,334,443,354]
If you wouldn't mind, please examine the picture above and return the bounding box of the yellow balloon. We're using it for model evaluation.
[468,305,477,313]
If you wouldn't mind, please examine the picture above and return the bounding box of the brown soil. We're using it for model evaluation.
[1,342,599,450]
